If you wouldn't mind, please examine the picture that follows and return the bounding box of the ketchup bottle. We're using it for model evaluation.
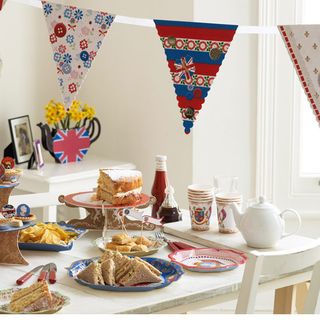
[151,155,168,218]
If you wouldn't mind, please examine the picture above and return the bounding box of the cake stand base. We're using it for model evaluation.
[67,208,156,231]
[0,230,28,265]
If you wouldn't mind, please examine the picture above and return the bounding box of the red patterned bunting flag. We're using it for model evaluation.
[279,25,320,125]
[154,20,238,134]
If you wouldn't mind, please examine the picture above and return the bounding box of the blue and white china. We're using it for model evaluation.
[67,256,184,292]
[19,221,87,252]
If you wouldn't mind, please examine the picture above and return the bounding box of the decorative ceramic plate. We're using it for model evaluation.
[0,288,70,314]
[67,256,184,292]
[0,221,34,233]
[63,191,151,209]
[0,182,19,189]
[19,221,87,252]
[94,236,167,257]
[168,248,247,272]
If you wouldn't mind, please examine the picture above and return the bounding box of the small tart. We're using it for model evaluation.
[0,218,11,224]
[14,214,36,222]
[0,218,11,229]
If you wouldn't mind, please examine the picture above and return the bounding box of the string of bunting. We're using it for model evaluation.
[2,0,320,133]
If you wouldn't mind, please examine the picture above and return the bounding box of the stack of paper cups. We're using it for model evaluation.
[216,193,242,233]
[188,184,215,231]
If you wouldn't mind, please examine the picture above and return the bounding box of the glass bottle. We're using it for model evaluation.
[157,185,181,223]
[151,155,168,218]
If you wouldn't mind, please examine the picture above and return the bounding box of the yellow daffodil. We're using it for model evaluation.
[44,99,96,129]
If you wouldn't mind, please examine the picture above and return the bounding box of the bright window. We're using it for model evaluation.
[300,0,320,176]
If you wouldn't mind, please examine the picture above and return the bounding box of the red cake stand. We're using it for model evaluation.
[59,191,156,231]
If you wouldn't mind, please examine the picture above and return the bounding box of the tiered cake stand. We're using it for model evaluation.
[0,183,32,265]
[59,191,156,231]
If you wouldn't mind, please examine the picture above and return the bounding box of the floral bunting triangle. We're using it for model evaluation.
[154,20,237,134]
[42,1,115,108]
[279,25,320,125]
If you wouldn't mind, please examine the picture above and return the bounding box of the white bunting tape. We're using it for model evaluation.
[11,0,279,34]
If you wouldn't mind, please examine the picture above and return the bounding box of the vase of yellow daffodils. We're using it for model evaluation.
[37,99,101,164]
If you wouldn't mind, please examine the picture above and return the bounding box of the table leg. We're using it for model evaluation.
[274,285,296,314]
[295,282,309,314]
[43,205,57,222]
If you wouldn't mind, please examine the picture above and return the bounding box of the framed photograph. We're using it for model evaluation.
[8,115,33,164]
[33,139,44,169]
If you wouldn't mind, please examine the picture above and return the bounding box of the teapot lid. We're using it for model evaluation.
[250,196,278,211]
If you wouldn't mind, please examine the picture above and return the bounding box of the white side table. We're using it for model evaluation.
[16,155,135,221]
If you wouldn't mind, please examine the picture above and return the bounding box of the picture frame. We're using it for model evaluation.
[8,115,34,164]
[33,139,44,169]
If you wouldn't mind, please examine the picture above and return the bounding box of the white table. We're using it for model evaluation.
[15,156,135,221]
[164,214,319,313]
[0,229,314,314]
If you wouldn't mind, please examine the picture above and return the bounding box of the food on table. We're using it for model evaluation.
[131,244,148,252]
[96,169,143,205]
[9,219,23,228]
[105,233,157,253]
[77,250,162,287]
[1,168,23,183]
[111,233,132,245]
[19,223,78,245]
[0,157,22,184]
[1,157,14,169]
[9,281,53,313]
[101,259,115,286]
[0,218,11,229]
[134,236,153,246]
[106,243,132,252]
[1,204,16,219]
[77,262,104,285]
[14,214,36,222]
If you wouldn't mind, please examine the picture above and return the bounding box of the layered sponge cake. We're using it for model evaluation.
[96,169,143,205]
[9,281,53,313]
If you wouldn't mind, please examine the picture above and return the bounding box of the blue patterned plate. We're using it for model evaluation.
[0,221,34,233]
[19,221,87,252]
[67,256,184,292]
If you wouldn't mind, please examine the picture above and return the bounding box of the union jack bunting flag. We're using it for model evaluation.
[52,127,90,163]
[154,20,237,134]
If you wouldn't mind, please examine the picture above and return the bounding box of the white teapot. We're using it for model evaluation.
[230,196,301,248]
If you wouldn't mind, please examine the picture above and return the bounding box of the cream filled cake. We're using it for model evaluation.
[96,169,143,205]
[9,281,53,313]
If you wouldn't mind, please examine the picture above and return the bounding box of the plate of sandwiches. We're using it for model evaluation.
[95,233,167,257]
[0,281,70,314]
[67,249,184,292]
[63,169,151,209]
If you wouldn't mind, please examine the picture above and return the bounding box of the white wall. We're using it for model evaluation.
[0,1,59,149]
[0,0,258,209]
[0,0,194,208]
[193,0,258,202]
[68,0,194,207]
